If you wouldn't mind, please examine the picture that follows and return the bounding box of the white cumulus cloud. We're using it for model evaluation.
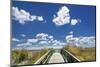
[14,33,67,50]
[36,33,48,40]
[16,38,38,47]
[52,6,81,26]
[69,31,73,34]
[17,41,32,47]
[12,7,44,24]
[71,19,79,25]
[12,38,20,42]
[66,35,73,40]
[53,6,70,26]
[65,35,95,48]
[48,35,54,41]
[38,41,49,45]
[37,16,44,21]
[27,38,38,43]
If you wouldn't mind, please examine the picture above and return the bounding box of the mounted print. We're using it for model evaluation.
[11,0,96,66]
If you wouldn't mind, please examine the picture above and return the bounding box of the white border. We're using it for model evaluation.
[0,0,10,67]
[19,0,96,5]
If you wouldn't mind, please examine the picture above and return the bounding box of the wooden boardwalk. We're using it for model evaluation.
[48,52,64,63]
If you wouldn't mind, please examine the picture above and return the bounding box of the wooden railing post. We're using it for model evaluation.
[34,50,53,64]
[61,49,81,63]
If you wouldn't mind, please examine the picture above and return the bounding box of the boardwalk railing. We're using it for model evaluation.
[34,50,53,64]
[61,49,81,63]
[34,49,81,64]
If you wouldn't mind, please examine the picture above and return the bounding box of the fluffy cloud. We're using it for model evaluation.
[35,33,65,46]
[69,31,73,34]
[66,35,73,40]
[12,7,44,24]
[37,16,44,21]
[52,40,60,45]
[65,35,95,48]
[52,40,66,46]
[12,7,31,24]
[17,39,38,47]
[48,35,54,41]
[17,41,32,47]
[78,36,95,47]
[71,19,79,25]
[38,41,49,45]
[36,33,48,40]
[27,38,38,43]
[14,33,66,49]
[12,38,20,42]
[52,6,80,26]
[30,15,37,21]
[17,38,38,47]
[53,6,70,26]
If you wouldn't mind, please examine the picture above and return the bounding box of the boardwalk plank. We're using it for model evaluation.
[48,52,64,63]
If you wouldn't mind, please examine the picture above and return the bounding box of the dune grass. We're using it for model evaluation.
[12,48,49,65]
[63,45,96,61]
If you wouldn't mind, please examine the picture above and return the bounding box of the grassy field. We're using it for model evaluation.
[12,48,49,65]
[63,45,96,61]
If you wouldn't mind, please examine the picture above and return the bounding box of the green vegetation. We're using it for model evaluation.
[63,45,96,61]
[12,49,28,64]
[31,48,49,63]
[12,48,49,65]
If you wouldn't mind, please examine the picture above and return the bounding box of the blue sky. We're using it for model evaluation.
[12,1,96,49]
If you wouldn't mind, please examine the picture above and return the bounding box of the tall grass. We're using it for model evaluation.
[12,49,28,64]
[12,48,49,65]
[63,45,96,61]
